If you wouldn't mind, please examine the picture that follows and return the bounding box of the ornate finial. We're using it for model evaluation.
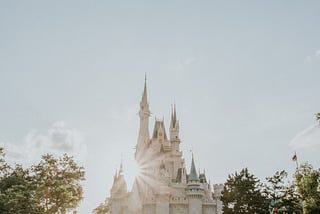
[144,73,147,92]
[141,74,148,103]
[190,147,194,159]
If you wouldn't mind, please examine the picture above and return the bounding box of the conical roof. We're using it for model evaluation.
[141,74,148,105]
[188,154,199,181]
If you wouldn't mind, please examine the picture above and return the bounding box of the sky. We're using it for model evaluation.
[1,1,320,213]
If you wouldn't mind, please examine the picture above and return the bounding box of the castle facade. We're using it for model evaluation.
[108,79,223,214]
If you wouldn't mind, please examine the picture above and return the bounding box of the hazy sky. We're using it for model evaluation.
[1,1,320,213]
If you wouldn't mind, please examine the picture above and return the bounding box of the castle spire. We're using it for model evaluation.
[136,75,151,159]
[170,104,180,140]
[119,158,123,175]
[173,103,177,123]
[188,153,199,181]
[142,74,148,105]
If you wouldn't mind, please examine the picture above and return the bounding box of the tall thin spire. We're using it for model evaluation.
[188,153,199,181]
[119,158,123,175]
[136,75,151,159]
[173,103,177,126]
[141,74,148,105]
[170,103,178,128]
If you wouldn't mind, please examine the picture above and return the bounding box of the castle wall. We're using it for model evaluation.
[188,197,203,214]
[156,195,169,213]
[110,200,127,214]
[202,204,215,214]
[169,204,188,214]
[142,204,156,214]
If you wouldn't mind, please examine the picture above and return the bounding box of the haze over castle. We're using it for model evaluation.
[1,1,320,213]
[107,79,223,213]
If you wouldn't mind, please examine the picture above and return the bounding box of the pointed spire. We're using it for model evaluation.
[170,105,174,128]
[119,158,123,175]
[170,103,178,129]
[114,169,118,180]
[141,74,148,105]
[188,153,199,181]
[136,75,151,156]
[173,103,177,123]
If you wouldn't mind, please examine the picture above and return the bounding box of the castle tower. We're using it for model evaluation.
[135,76,151,160]
[170,104,180,151]
[187,154,204,214]
[107,78,222,214]
[213,184,224,214]
[110,161,128,214]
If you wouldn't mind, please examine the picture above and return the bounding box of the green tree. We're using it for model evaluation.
[32,154,85,214]
[0,148,10,176]
[265,170,302,213]
[221,168,269,214]
[0,147,85,214]
[0,165,40,214]
[295,163,320,214]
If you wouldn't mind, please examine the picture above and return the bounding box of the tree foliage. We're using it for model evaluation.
[0,148,85,214]
[0,165,40,214]
[0,148,10,176]
[264,170,302,213]
[316,113,320,122]
[221,168,269,213]
[93,200,109,214]
[295,163,320,214]
[32,154,85,214]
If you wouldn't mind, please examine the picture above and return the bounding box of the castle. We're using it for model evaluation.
[107,78,223,214]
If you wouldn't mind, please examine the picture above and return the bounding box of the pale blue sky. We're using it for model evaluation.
[1,1,320,213]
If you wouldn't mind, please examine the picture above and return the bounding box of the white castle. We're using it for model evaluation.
[107,78,223,214]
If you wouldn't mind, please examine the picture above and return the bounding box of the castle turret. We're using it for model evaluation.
[170,104,180,142]
[110,161,127,199]
[109,161,128,213]
[187,154,204,214]
[188,154,199,182]
[213,184,224,214]
[135,76,151,160]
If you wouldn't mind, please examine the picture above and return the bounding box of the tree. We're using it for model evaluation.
[316,113,320,123]
[1,148,85,214]
[221,168,269,214]
[32,154,85,214]
[264,170,302,213]
[0,147,10,177]
[0,165,40,214]
[295,163,320,214]
[93,200,109,214]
